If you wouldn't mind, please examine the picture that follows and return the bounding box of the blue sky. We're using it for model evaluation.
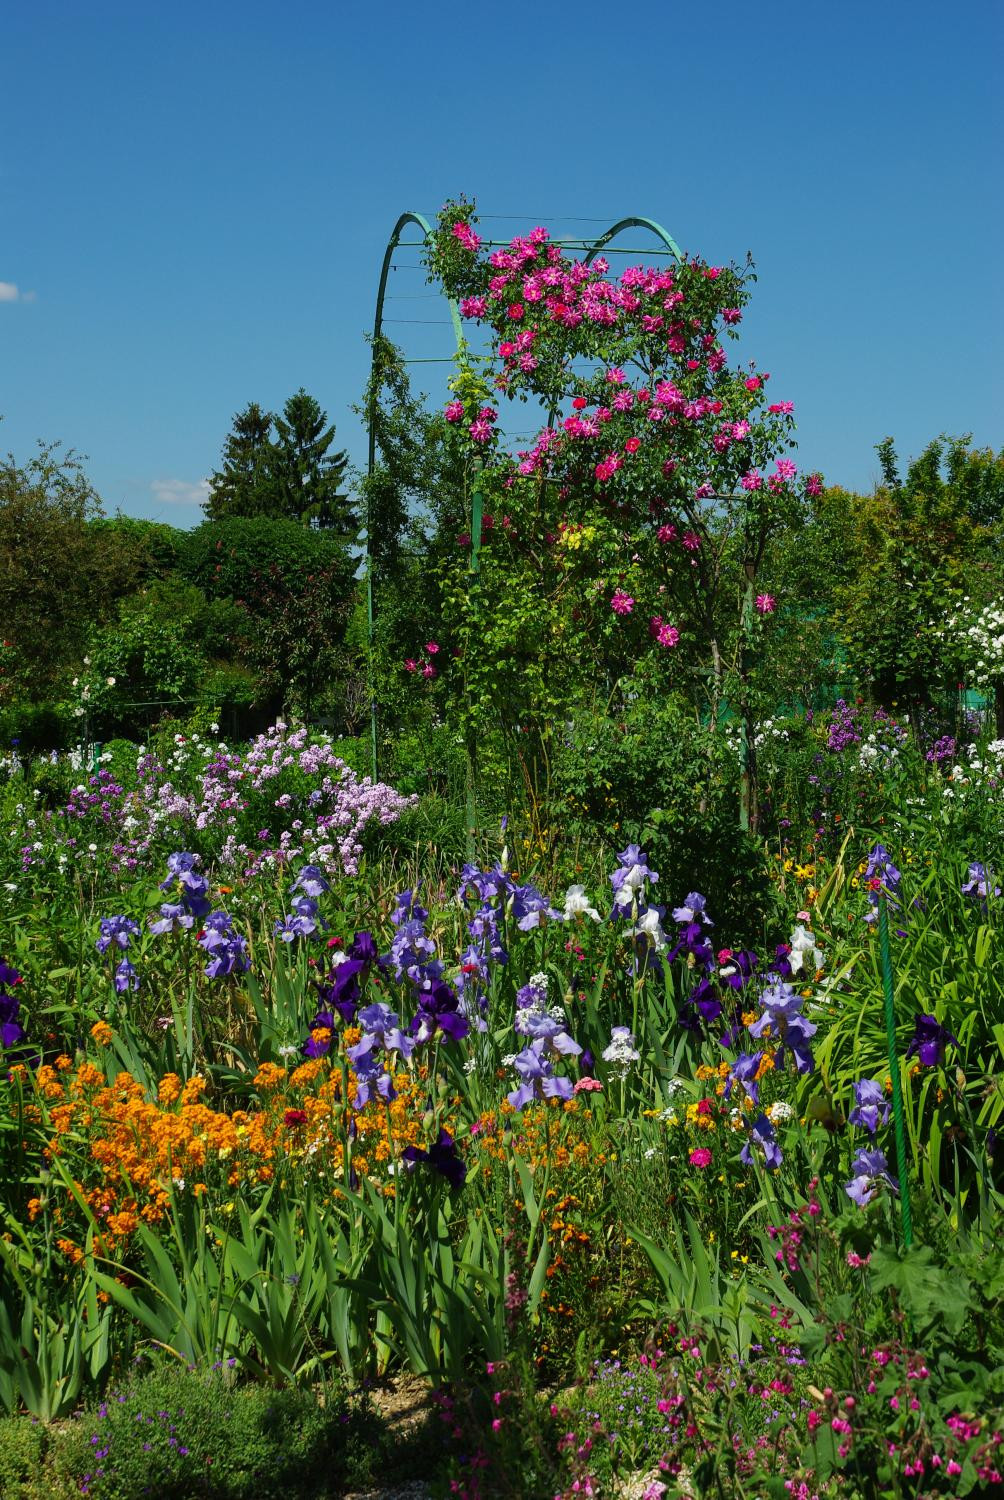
[2,0,1001,530]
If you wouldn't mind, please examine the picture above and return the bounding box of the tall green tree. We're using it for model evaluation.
[272,389,354,536]
[205,402,277,522]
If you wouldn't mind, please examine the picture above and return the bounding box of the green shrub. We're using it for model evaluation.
[52,1359,384,1499]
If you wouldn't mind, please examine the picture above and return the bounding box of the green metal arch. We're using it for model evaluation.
[364,210,683,781]
[582,215,683,266]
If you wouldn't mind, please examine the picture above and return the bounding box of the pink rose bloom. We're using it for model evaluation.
[657,525,678,543]
[769,401,795,415]
[656,623,680,648]
[422,663,437,679]
[722,308,742,324]
[403,659,418,673]
[451,221,481,252]
[741,470,764,492]
[444,399,464,423]
[610,590,635,616]
[425,641,439,654]
[745,376,761,391]
[468,419,492,443]
[755,593,776,615]
[775,458,797,481]
[625,437,641,454]
[681,531,701,552]
[689,1148,713,1168]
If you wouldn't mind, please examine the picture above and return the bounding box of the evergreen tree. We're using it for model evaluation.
[272,389,354,537]
[205,403,277,521]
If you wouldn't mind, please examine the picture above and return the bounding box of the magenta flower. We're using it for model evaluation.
[403,658,418,672]
[451,221,481,252]
[755,593,777,615]
[775,458,798,481]
[681,531,701,552]
[444,399,464,423]
[421,663,437,679]
[469,419,492,443]
[425,641,440,655]
[689,1148,713,1168]
[741,470,764,491]
[610,590,635,616]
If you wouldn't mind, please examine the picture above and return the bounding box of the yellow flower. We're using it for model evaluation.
[90,1021,113,1047]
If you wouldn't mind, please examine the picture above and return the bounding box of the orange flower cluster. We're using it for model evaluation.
[473,1097,599,1175]
[23,1046,440,1262]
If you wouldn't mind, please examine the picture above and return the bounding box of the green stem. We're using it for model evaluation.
[878,896,914,1248]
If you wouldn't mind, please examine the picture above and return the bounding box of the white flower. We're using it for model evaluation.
[768,1101,794,1124]
[602,1025,640,1078]
[106,676,116,687]
[563,884,600,921]
[788,924,823,976]
[632,906,667,953]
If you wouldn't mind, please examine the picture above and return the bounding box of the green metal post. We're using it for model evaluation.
[465,479,483,861]
[739,567,755,834]
[878,896,914,1247]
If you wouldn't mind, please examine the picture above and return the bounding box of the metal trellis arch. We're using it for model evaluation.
[364,210,684,799]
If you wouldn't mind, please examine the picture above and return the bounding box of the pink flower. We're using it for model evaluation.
[507,303,525,321]
[806,473,823,496]
[403,658,418,673]
[722,308,742,324]
[469,419,492,443]
[689,1148,713,1168]
[745,376,761,391]
[775,458,797,481]
[768,401,794,414]
[656,623,680,648]
[425,641,440,654]
[681,531,701,552]
[574,1076,603,1093]
[610,590,635,616]
[625,437,641,454]
[657,524,678,543]
[606,366,625,384]
[459,296,487,318]
[755,593,776,615]
[451,221,481,252]
[741,470,764,491]
[421,663,437,679]
[444,400,464,423]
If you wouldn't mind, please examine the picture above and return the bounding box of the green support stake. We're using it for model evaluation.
[878,895,914,1248]
[465,481,484,861]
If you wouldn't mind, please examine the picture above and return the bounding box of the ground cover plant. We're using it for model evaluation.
[2,201,1004,1498]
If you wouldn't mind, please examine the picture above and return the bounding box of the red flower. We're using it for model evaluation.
[284,1109,308,1128]
[624,437,641,454]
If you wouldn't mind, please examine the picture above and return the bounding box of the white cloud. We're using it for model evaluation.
[0,283,36,303]
[150,477,210,508]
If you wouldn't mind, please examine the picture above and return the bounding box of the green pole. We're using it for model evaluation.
[739,566,755,834]
[465,478,483,862]
[878,895,914,1248]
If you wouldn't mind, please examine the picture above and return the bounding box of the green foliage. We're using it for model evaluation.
[50,1359,380,1499]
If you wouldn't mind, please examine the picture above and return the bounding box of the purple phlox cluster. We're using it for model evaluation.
[962,861,1000,908]
[402,1128,467,1189]
[848,1078,890,1134]
[926,734,957,764]
[906,1013,959,1068]
[610,844,659,912]
[0,959,25,1050]
[748,981,817,1073]
[346,1002,414,1109]
[862,843,902,924]
[845,1146,898,1208]
[825,699,862,753]
[152,853,211,934]
[740,1111,783,1171]
[197,911,250,980]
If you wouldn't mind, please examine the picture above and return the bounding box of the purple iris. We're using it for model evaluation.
[412,979,470,1043]
[671,891,711,927]
[158,852,211,921]
[962,862,1000,907]
[848,1079,889,1134]
[198,911,250,980]
[748,982,817,1073]
[905,1014,959,1067]
[0,988,25,1049]
[291,864,330,900]
[740,1112,783,1171]
[726,1051,763,1105]
[114,958,139,994]
[274,895,327,943]
[862,843,902,924]
[610,845,659,911]
[95,915,141,955]
[402,1129,467,1189]
[313,957,367,1025]
[507,1040,575,1111]
[844,1147,898,1207]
